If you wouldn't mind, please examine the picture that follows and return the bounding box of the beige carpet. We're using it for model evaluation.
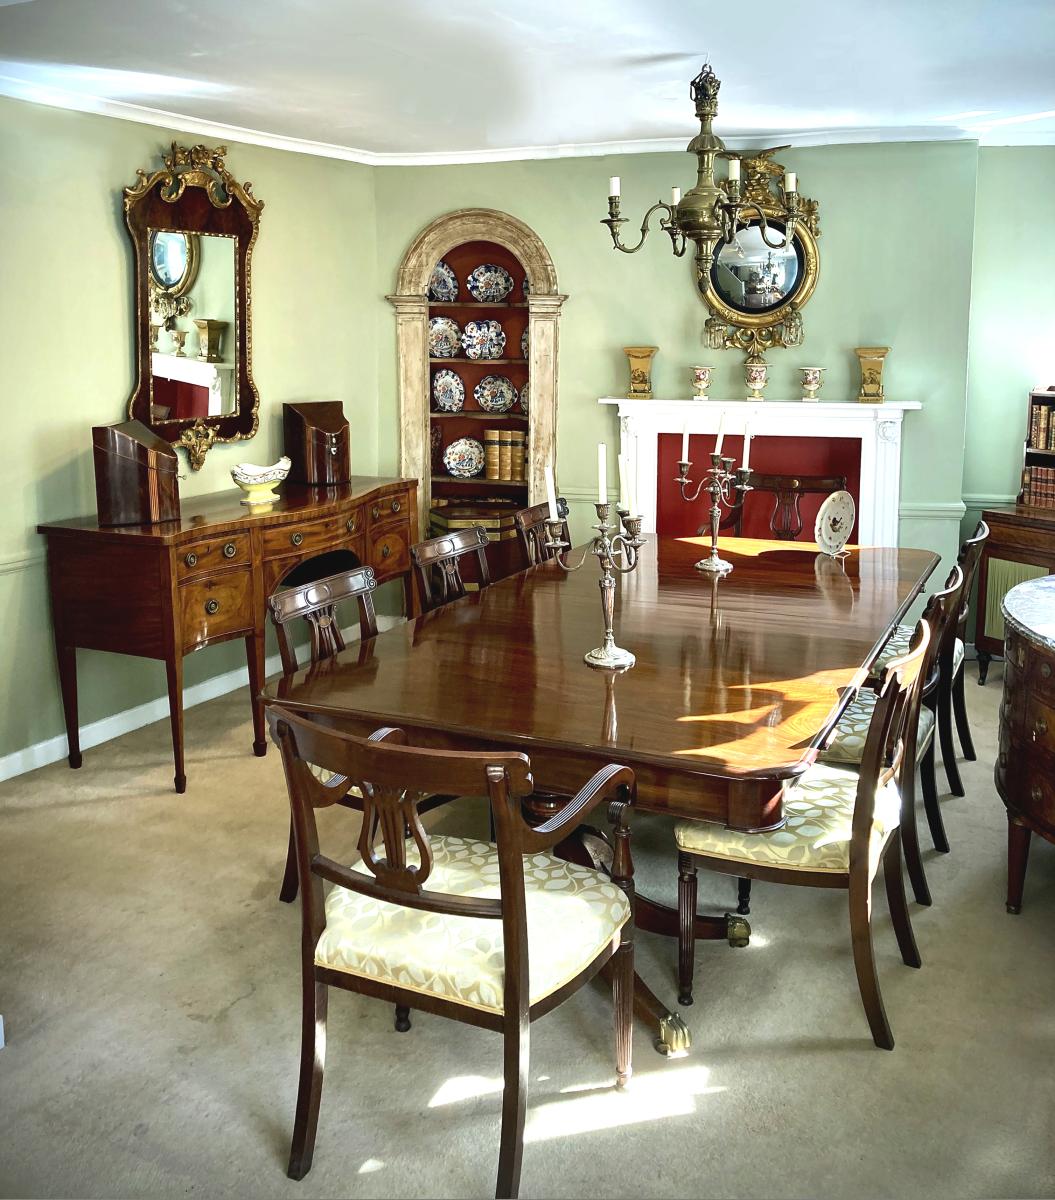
[1,661,1053,1199]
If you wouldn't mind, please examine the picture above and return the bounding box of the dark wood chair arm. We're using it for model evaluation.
[515,764,635,856]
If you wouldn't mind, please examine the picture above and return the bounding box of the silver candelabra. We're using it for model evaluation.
[545,503,646,669]
[675,453,752,575]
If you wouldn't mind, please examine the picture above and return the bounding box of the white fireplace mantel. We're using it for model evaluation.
[600,397,921,546]
[152,352,235,416]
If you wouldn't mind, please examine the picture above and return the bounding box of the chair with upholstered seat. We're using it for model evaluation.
[820,566,964,906]
[676,622,930,1050]
[716,472,848,540]
[514,497,570,568]
[411,524,492,613]
[267,706,636,1199]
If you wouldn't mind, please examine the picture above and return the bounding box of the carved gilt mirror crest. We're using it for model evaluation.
[124,143,263,469]
[701,149,820,363]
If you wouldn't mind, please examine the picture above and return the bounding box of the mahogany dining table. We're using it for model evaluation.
[263,534,939,1053]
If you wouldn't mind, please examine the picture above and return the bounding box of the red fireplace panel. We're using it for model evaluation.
[152,376,210,420]
[656,432,862,542]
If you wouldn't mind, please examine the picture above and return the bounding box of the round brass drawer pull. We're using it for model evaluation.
[204,598,220,616]
[1042,663,1052,679]
[391,499,401,513]
[223,542,237,559]
[382,543,391,559]
[290,532,303,547]
[184,552,198,568]
[346,516,358,533]
[1032,784,1043,802]
[371,504,380,520]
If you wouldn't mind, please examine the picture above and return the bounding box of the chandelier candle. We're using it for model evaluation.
[675,446,752,576]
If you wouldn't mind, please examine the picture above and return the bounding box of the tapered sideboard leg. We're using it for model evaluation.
[247,633,267,757]
[57,642,81,769]
[165,655,186,794]
[1006,817,1031,915]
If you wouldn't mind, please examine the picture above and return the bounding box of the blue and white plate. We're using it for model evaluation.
[519,380,529,415]
[461,319,506,360]
[429,259,458,302]
[432,369,465,412]
[520,327,529,360]
[467,263,514,303]
[474,375,517,413]
[429,316,461,358]
[443,436,485,478]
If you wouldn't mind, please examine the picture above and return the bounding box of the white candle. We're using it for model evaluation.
[617,454,629,509]
[728,158,741,182]
[681,424,690,463]
[741,422,753,471]
[714,410,726,457]
[784,170,797,193]
[609,176,621,198]
[671,186,682,205]
[544,462,558,522]
[628,471,638,518]
[597,443,608,505]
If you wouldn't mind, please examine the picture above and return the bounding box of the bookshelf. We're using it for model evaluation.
[1020,389,1055,507]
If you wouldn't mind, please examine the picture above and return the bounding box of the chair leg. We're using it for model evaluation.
[287,978,327,1180]
[899,761,932,906]
[394,1005,412,1032]
[920,735,949,853]
[736,877,752,915]
[884,832,922,968]
[848,874,894,1050]
[677,852,698,1007]
[279,819,299,904]
[612,935,634,1090]
[937,677,965,797]
[952,664,976,761]
[496,1018,528,1200]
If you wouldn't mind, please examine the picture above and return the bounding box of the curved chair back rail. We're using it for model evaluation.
[411,524,491,613]
[514,498,570,568]
[956,519,990,634]
[268,565,379,676]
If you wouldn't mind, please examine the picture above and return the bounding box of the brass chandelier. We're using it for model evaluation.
[601,63,802,290]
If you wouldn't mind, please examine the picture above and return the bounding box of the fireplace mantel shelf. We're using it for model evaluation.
[600,397,922,414]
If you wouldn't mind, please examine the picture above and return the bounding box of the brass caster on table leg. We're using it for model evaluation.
[726,913,751,948]
[653,1012,691,1057]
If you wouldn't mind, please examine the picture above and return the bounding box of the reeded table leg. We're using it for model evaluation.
[1006,817,1031,915]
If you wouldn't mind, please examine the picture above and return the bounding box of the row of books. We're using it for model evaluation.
[1028,402,1055,451]
[1022,465,1055,507]
[483,428,527,481]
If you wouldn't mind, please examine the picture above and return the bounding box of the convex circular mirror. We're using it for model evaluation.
[711,222,803,314]
[149,230,200,296]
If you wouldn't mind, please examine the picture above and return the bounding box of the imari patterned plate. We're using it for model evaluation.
[518,379,529,415]
[429,316,461,358]
[467,263,514,303]
[432,369,465,412]
[474,375,517,413]
[521,327,529,359]
[443,436,486,478]
[461,319,506,360]
[428,259,458,302]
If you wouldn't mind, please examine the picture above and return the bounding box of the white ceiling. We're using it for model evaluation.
[1,0,1053,163]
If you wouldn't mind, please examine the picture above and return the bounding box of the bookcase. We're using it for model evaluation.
[1020,388,1055,506]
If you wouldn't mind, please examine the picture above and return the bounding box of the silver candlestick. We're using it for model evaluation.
[545,502,646,669]
[675,453,752,575]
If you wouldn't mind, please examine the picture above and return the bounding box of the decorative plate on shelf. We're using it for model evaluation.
[521,327,529,359]
[443,436,486,478]
[429,316,461,358]
[428,259,458,302]
[461,319,506,360]
[519,380,529,415]
[432,369,465,412]
[522,277,530,299]
[467,263,514,303]
[474,375,517,413]
[815,490,856,557]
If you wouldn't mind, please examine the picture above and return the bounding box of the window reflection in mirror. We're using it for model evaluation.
[148,230,237,423]
[711,222,802,314]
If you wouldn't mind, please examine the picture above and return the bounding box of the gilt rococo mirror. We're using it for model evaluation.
[124,143,263,469]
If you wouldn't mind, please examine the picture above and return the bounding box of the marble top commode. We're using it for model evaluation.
[1002,574,1055,651]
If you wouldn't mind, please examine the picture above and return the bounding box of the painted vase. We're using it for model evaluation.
[744,361,769,401]
[691,365,714,399]
[623,345,658,399]
[800,366,825,402]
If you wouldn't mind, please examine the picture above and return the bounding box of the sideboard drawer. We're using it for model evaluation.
[342,505,366,537]
[368,490,411,529]
[370,526,409,579]
[177,533,251,579]
[180,569,254,650]
[261,516,341,560]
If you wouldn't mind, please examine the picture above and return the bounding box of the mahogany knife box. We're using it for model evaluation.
[92,419,180,526]
[283,401,351,486]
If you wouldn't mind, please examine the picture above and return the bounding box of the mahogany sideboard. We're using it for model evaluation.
[38,476,418,793]
[997,574,1055,914]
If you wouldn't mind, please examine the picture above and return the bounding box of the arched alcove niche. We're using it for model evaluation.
[388,208,566,534]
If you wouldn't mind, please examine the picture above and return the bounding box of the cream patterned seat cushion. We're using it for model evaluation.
[875,623,963,673]
[674,763,900,875]
[315,835,629,1013]
[820,689,935,766]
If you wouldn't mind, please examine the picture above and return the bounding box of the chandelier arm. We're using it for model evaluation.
[603,201,676,254]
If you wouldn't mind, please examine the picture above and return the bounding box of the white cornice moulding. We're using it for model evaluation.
[6,75,1048,165]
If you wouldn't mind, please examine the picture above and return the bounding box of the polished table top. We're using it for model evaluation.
[267,536,938,823]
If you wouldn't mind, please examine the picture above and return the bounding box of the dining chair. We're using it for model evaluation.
[268,566,379,903]
[411,524,491,613]
[514,497,570,568]
[872,520,989,797]
[676,621,930,1051]
[717,472,847,540]
[267,705,636,1199]
[820,565,965,905]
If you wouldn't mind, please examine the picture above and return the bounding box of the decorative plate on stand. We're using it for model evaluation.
[815,490,856,557]
[443,436,486,478]
[428,259,458,302]
[462,319,506,360]
[432,369,465,411]
[467,263,514,303]
[429,316,461,358]
[474,375,517,413]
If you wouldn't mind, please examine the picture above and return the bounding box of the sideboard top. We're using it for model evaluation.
[1003,574,1055,652]
[38,476,414,544]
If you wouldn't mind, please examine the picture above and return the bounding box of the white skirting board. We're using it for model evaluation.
[0,615,404,785]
